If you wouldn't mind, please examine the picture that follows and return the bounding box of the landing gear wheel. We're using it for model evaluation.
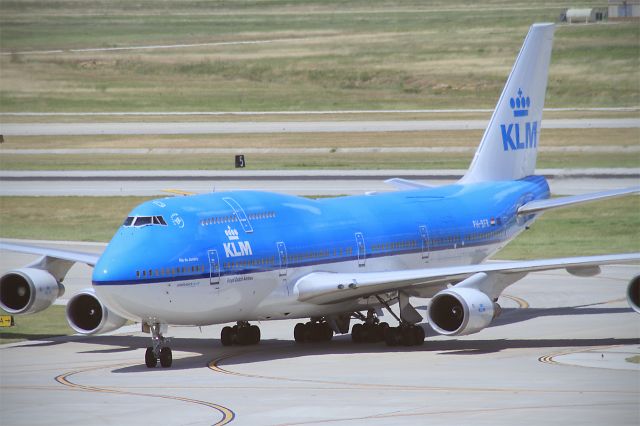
[145,347,157,368]
[250,325,261,345]
[413,325,425,345]
[221,326,233,346]
[352,323,363,343]
[294,322,306,343]
[159,347,173,368]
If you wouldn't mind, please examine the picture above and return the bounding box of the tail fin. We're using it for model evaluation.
[461,23,555,184]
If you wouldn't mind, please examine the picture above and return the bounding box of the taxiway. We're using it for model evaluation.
[0,244,638,426]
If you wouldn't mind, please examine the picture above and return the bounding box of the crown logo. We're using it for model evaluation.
[225,226,239,241]
[509,88,530,117]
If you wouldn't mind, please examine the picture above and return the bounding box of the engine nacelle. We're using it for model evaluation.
[627,275,640,314]
[66,289,127,335]
[0,268,65,315]
[428,287,495,336]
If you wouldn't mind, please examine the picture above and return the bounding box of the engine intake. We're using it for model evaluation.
[66,289,127,335]
[428,287,495,336]
[0,268,64,315]
[627,275,640,314]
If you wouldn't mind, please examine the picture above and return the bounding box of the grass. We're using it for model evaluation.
[626,355,640,364]
[0,1,638,112]
[1,128,638,149]
[1,151,637,171]
[0,305,73,344]
[498,197,640,258]
[0,196,152,241]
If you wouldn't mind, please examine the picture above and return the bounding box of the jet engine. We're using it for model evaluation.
[427,287,496,336]
[0,268,65,315]
[66,289,127,335]
[627,275,640,314]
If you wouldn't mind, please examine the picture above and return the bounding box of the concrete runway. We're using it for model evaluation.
[1,169,638,196]
[1,118,639,136]
[0,244,638,425]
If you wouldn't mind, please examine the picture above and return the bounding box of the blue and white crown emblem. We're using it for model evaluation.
[509,88,530,117]
[225,226,239,241]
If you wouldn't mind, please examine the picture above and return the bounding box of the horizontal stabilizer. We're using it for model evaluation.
[384,178,433,191]
[518,186,640,215]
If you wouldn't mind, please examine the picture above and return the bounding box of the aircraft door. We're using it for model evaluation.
[207,249,220,287]
[276,242,288,277]
[222,197,253,233]
[419,225,430,260]
[355,232,366,267]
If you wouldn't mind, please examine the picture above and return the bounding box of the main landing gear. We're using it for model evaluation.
[350,297,426,347]
[221,321,261,346]
[145,323,172,368]
[294,318,333,343]
[351,310,389,343]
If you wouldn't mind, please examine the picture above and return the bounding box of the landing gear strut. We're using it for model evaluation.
[220,321,261,346]
[145,323,172,368]
[294,318,333,343]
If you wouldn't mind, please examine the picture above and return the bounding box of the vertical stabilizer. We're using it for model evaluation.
[461,23,555,183]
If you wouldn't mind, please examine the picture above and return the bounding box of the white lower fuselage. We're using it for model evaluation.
[96,240,506,326]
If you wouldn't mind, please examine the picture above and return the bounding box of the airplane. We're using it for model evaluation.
[1,23,639,369]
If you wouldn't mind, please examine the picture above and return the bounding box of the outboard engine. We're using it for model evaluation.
[0,268,65,314]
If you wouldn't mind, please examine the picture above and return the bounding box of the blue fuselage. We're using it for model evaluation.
[92,176,549,324]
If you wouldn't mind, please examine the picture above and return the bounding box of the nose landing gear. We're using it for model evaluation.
[145,323,172,368]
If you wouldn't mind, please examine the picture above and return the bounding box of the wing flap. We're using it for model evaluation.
[518,186,639,215]
[295,252,640,305]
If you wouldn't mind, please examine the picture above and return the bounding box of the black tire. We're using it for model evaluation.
[159,347,172,368]
[401,327,415,346]
[383,327,397,346]
[237,326,252,345]
[414,325,425,346]
[323,323,334,341]
[294,322,306,343]
[250,325,261,345]
[221,326,233,346]
[145,347,157,368]
[352,323,363,343]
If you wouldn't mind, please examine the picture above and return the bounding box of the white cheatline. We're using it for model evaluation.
[0,38,302,56]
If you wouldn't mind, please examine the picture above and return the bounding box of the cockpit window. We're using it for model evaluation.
[134,216,152,227]
[153,216,167,226]
[123,216,168,228]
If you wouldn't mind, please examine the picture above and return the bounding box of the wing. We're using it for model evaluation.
[518,186,639,215]
[294,252,640,304]
[0,241,101,267]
